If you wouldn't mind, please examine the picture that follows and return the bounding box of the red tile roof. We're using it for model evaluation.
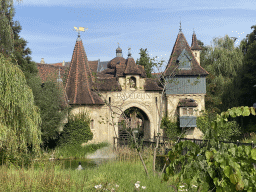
[65,39,104,105]
[164,32,208,77]
[37,64,66,83]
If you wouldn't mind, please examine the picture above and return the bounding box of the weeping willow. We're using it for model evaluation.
[0,53,41,161]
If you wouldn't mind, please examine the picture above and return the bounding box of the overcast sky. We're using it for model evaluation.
[13,0,256,68]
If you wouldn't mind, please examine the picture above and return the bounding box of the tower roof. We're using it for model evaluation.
[65,38,104,105]
[191,32,202,50]
[164,31,208,76]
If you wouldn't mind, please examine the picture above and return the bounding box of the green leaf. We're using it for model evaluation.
[251,148,256,160]
[243,106,250,116]
[224,166,231,178]
[205,151,213,160]
[234,107,242,116]
[229,147,236,156]
[228,108,236,118]
[250,107,256,115]
[230,174,238,184]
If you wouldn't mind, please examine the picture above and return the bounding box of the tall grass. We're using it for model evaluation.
[0,146,174,191]
[53,142,109,159]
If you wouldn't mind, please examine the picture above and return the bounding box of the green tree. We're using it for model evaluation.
[239,25,256,107]
[27,76,69,148]
[0,0,38,78]
[136,48,154,78]
[0,53,41,164]
[200,35,244,112]
[58,112,93,146]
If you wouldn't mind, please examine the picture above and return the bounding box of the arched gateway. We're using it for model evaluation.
[53,28,208,146]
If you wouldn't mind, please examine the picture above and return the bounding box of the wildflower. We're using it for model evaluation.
[98,184,102,188]
[179,185,185,188]
[115,184,119,187]
[142,186,146,189]
[136,181,140,184]
[95,185,99,189]
[135,183,140,188]
[192,185,197,188]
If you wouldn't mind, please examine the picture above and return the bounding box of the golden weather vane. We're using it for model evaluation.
[73,26,88,38]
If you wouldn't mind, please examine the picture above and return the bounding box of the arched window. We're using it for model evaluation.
[129,77,136,88]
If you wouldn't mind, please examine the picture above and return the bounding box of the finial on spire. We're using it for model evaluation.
[179,19,182,32]
[73,27,88,41]
[193,28,195,34]
[128,48,132,58]
[117,42,120,48]
[57,67,63,83]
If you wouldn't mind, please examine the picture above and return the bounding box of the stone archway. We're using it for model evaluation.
[117,103,153,146]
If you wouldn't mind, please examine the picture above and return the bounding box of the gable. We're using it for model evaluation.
[177,49,192,70]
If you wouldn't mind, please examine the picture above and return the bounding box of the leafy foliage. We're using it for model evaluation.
[199,35,244,112]
[164,140,256,191]
[136,48,155,78]
[197,111,241,141]
[164,106,256,191]
[0,53,41,164]
[161,115,180,139]
[27,76,69,147]
[58,112,93,146]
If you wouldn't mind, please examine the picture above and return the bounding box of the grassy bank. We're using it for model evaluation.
[43,142,110,160]
[0,147,173,192]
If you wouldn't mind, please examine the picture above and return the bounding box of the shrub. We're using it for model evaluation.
[197,111,241,141]
[58,112,93,146]
[161,115,181,139]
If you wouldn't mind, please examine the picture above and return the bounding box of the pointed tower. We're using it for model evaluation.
[163,26,208,138]
[65,33,104,105]
[191,30,202,65]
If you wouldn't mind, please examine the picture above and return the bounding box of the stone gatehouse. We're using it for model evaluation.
[37,27,209,145]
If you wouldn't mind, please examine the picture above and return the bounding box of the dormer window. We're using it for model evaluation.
[129,77,136,88]
[177,49,192,70]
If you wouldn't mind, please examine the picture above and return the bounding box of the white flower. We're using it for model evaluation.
[115,184,119,187]
[95,185,99,189]
[142,186,146,189]
[98,184,102,188]
[136,181,140,184]
[135,183,140,188]
[179,185,185,188]
[192,185,197,188]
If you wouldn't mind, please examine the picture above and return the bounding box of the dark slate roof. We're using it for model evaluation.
[164,32,208,77]
[144,78,163,91]
[37,64,66,83]
[65,39,104,105]
[191,32,202,50]
[178,98,198,107]
[92,77,122,91]
[97,61,109,72]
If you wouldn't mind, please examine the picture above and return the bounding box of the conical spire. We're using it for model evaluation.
[191,31,202,50]
[164,31,208,76]
[65,38,104,105]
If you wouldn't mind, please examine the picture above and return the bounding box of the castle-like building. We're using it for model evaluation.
[37,27,208,145]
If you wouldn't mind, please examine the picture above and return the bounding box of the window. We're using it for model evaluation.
[129,77,136,88]
[182,107,194,116]
[90,119,94,130]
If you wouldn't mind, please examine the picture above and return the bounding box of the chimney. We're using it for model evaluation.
[62,60,65,66]
[40,58,45,64]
